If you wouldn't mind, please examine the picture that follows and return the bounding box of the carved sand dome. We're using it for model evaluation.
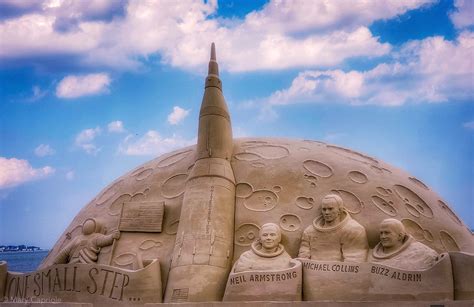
[41,139,474,261]
[39,44,474,301]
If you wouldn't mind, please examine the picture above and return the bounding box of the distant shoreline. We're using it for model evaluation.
[0,249,48,253]
[0,245,45,253]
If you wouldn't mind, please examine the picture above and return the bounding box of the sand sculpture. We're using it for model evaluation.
[0,44,473,304]
[53,218,120,265]
[233,223,292,273]
[368,218,439,270]
[298,193,368,261]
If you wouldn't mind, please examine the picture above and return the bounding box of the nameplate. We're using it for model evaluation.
[299,253,453,301]
[0,259,162,304]
[223,259,302,301]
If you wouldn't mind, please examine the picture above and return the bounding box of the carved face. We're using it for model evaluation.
[260,225,280,250]
[379,224,402,248]
[321,200,340,223]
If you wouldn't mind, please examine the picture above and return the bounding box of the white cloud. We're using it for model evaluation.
[75,127,101,143]
[43,0,124,23]
[0,0,119,21]
[119,130,195,156]
[259,33,474,110]
[0,14,101,58]
[0,0,40,11]
[265,69,365,106]
[244,0,434,33]
[0,157,55,189]
[34,144,55,157]
[65,170,75,181]
[167,106,190,125]
[0,0,434,72]
[108,120,125,133]
[463,121,474,130]
[56,73,111,99]
[25,85,47,102]
[219,27,390,72]
[75,127,101,155]
[450,0,474,29]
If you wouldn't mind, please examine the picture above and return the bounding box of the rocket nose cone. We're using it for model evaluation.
[208,43,219,77]
[211,42,216,61]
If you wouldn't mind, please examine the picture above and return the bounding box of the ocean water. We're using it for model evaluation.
[0,250,49,272]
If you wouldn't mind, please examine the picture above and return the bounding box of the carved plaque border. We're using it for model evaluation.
[118,201,164,233]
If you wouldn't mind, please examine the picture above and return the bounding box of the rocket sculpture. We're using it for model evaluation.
[164,43,235,302]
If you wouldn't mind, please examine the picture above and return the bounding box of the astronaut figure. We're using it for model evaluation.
[53,218,120,265]
[298,194,368,262]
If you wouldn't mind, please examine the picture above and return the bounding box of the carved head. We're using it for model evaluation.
[259,223,281,251]
[379,218,406,249]
[321,194,344,223]
[82,218,97,235]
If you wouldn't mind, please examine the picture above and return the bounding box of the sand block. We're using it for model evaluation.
[223,259,302,301]
[300,253,453,301]
[1,259,162,304]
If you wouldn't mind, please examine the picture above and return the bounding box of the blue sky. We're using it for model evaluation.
[0,0,472,248]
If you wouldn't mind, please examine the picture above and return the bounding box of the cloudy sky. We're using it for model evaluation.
[0,0,472,248]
